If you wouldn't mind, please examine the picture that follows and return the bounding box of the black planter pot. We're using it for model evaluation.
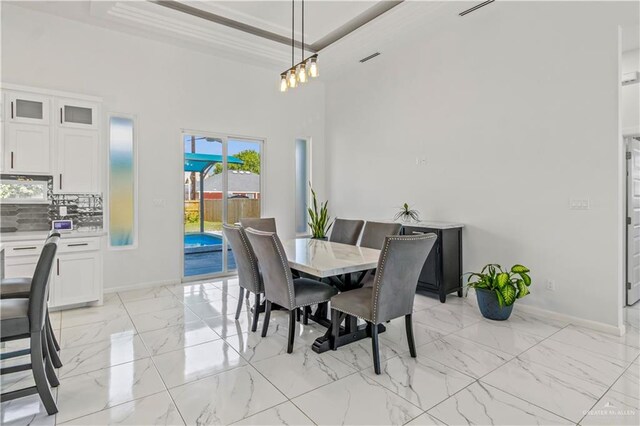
[476,289,514,320]
[311,236,328,241]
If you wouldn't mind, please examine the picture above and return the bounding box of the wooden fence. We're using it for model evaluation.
[184,199,261,223]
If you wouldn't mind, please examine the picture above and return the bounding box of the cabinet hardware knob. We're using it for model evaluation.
[57,259,60,276]
[59,174,62,190]
[60,108,63,124]
[10,152,14,169]
[10,101,13,119]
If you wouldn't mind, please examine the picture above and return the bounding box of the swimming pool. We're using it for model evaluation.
[184,233,223,249]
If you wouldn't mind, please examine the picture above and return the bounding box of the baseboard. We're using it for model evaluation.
[516,303,625,336]
[104,278,181,294]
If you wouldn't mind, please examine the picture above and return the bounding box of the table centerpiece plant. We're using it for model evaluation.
[465,263,531,320]
[308,186,333,240]
[394,203,420,223]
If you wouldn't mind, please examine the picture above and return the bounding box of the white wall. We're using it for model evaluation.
[1,3,326,290]
[325,1,638,329]
[622,49,640,135]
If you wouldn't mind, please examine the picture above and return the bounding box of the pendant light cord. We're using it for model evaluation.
[291,0,294,68]
[302,0,304,62]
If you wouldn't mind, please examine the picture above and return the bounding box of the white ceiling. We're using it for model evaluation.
[7,1,461,77]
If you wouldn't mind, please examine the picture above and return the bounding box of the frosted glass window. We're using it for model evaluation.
[109,117,136,247]
[295,139,309,234]
[64,105,92,125]
[15,99,43,120]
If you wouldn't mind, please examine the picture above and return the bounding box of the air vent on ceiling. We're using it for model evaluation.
[459,0,495,17]
[359,52,381,63]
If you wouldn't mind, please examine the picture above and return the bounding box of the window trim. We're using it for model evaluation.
[295,137,312,237]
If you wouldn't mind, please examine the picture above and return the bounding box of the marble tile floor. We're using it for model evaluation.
[1,279,639,426]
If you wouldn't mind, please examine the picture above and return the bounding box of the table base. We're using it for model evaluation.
[311,315,386,354]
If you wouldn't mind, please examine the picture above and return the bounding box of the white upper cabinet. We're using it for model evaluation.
[6,91,50,125]
[56,127,100,194]
[57,98,98,129]
[4,122,52,174]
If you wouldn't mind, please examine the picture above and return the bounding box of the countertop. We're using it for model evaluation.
[0,230,106,242]
[373,220,464,230]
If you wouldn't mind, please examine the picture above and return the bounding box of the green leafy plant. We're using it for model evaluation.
[466,264,531,307]
[394,203,420,222]
[307,186,333,239]
[184,211,200,224]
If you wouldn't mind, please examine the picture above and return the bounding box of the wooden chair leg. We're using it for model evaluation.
[30,332,58,415]
[246,289,250,299]
[45,326,62,369]
[303,306,309,325]
[235,287,245,320]
[287,310,296,354]
[331,309,340,350]
[371,322,381,374]
[251,292,261,332]
[261,300,271,337]
[46,312,60,352]
[296,308,301,322]
[41,333,59,388]
[405,314,417,357]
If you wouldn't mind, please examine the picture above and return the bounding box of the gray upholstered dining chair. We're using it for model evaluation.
[222,224,264,331]
[329,218,364,245]
[356,221,403,287]
[0,232,63,369]
[0,234,60,415]
[239,217,277,233]
[245,228,338,353]
[330,233,437,374]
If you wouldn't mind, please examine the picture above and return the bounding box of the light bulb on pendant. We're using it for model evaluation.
[279,74,288,92]
[287,69,297,88]
[297,63,307,83]
[307,56,319,78]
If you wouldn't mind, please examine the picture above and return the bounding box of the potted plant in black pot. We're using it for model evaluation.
[308,187,333,240]
[466,264,531,320]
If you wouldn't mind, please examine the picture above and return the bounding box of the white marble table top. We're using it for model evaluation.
[282,238,381,278]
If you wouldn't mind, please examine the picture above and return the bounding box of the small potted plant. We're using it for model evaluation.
[308,187,333,240]
[466,264,531,320]
[394,203,420,223]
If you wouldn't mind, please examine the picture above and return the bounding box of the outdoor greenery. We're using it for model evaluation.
[214,149,261,175]
[394,203,420,222]
[184,221,222,233]
[308,187,333,239]
[184,210,200,224]
[466,264,532,307]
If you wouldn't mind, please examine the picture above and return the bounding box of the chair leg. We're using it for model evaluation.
[30,332,58,415]
[235,287,245,320]
[371,322,381,374]
[287,310,296,354]
[296,308,301,322]
[405,314,417,358]
[251,292,261,332]
[46,312,60,352]
[303,306,309,325]
[41,333,59,388]
[45,326,63,369]
[261,300,272,337]
[246,289,250,299]
[331,309,340,350]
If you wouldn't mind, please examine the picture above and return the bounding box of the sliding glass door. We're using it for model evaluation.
[182,132,263,280]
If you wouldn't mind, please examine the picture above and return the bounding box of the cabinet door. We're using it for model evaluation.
[4,255,39,279]
[56,128,100,193]
[57,99,98,129]
[6,92,50,125]
[5,122,51,173]
[52,252,100,307]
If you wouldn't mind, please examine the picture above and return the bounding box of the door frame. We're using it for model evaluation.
[626,135,640,305]
[180,129,265,282]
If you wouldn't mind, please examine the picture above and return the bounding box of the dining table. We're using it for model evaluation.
[282,237,383,353]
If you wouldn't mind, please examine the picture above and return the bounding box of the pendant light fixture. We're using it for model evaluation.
[279,0,318,92]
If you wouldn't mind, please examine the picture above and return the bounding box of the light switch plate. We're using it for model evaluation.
[59,206,68,216]
[569,199,590,210]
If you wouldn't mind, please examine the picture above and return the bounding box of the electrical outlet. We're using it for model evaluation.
[569,199,590,210]
[415,157,427,166]
[546,280,556,291]
[153,198,165,208]
[59,206,67,217]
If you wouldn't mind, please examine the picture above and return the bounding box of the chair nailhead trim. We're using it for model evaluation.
[238,228,261,293]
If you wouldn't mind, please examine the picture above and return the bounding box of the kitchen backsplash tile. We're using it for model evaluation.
[1,174,103,233]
